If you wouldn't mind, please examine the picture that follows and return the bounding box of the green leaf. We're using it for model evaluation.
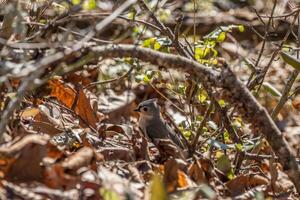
[100,188,121,200]
[195,47,204,60]
[150,174,168,200]
[178,84,186,96]
[262,82,282,97]
[143,75,151,83]
[198,92,207,103]
[227,168,234,180]
[232,117,243,129]
[142,37,156,48]
[72,0,80,5]
[154,41,161,50]
[217,32,226,42]
[223,130,230,143]
[235,143,243,151]
[183,130,192,138]
[216,154,232,177]
[82,0,97,10]
[211,48,218,57]
[238,25,245,32]
[146,70,156,79]
[127,9,136,20]
[218,99,226,108]
[157,8,171,22]
[281,51,300,71]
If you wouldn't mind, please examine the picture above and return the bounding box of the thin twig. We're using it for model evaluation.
[84,67,134,89]
[191,102,213,153]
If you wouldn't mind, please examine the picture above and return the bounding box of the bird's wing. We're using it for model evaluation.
[146,119,184,149]
[164,121,185,149]
[145,121,169,140]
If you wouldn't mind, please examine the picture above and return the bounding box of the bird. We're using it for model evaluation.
[134,98,185,149]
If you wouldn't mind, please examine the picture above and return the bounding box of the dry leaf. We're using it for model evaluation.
[164,159,191,193]
[99,147,135,162]
[0,135,50,182]
[61,147,103,171]
[48,78,99,129]
[188,159,207,184]
[225,174,269,196]
[154,139,186,160]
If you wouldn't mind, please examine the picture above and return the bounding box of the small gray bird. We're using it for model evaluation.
[134,98,184,149]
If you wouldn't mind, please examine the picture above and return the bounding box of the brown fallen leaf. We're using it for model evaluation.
[99,147,135,162]
[188,159,208,184]
[225,174,269,196]
[48,78,76,108]
[0,134,50,182]
[43,164,77,189]
[74,89,99,129]
[19,107,40,119]
[48,78,100,129]
[61,147,103,171]
[164,159,193,193]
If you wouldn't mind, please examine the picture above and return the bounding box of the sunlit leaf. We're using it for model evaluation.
[218,99,226,108]
[217,32,226,42]
[71,0,80,5]
[235,143,243,151]
[83,0,96,10]
[262,82,282,97]
[198,93,207,103]
[20,107,40,118]
[143,75,151,83]
[216,154,232,178]
[232,117,243,129]
[227,168,234,180]
[238,25,245,32]
[178,84,186,96]
[100,188,121,200]
[150,174,168,200]
[154,42,161,50]
[183,130,192,138]
[157,8,171,22]
[143,37,156,48]
[223,130,230,143]
[280,51,300,71]
[127,9,136,20]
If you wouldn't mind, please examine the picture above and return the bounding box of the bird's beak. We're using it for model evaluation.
[134,107,140,112]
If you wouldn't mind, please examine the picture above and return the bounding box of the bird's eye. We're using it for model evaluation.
[143,107,148,112]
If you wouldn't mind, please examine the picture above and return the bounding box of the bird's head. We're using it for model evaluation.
[134,98,160,118]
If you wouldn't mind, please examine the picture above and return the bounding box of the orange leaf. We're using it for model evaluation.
[74,88,98,129]
[20,107,40,119]
[177,170,189,188]
[48,78,76,108]
[48,78,99,129]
